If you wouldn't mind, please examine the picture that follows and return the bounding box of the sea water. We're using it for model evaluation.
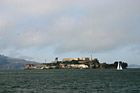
[0,69,140,93]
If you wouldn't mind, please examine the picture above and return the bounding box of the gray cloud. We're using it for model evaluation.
[0,0,140,56]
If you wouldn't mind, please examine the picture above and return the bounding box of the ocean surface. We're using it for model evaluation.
[0,69,140,93]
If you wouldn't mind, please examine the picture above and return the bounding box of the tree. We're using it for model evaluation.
[114,61,128,69]
[122,62,128,69]
[93,58,99,63]
[92,58,100,68]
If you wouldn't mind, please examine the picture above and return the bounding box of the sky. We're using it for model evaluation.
[0,0,140,65]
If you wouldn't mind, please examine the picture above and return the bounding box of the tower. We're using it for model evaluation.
[90,55,92,61]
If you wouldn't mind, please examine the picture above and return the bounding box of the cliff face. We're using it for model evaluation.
[0,55,39,70]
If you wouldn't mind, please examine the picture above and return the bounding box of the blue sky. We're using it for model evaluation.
[0,0,140,65]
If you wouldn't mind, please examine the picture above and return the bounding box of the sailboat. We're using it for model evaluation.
[117,62,122,70]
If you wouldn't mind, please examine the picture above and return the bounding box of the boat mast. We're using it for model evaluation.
[117,62,123,70]
[120,63,122,70]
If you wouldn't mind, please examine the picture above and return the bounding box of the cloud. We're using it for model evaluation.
[0,0,140,56]
[0,0,70,16]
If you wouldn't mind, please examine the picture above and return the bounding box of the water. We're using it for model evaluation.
[0,69,140,93]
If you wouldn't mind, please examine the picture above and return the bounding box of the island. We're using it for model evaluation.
[25,57,128,69]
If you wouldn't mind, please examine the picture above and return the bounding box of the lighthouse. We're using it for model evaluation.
[90,55,92,61]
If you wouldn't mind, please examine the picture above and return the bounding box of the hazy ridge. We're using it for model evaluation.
[128,64,140,68]
[0,55,39,70]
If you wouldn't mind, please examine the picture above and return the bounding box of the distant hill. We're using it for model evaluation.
[0,55,39,70]
[128,64,140,68]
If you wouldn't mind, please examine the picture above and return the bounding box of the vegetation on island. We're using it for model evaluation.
[25,58,128,69]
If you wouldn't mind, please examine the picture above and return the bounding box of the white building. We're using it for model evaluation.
[67,64,89,69]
